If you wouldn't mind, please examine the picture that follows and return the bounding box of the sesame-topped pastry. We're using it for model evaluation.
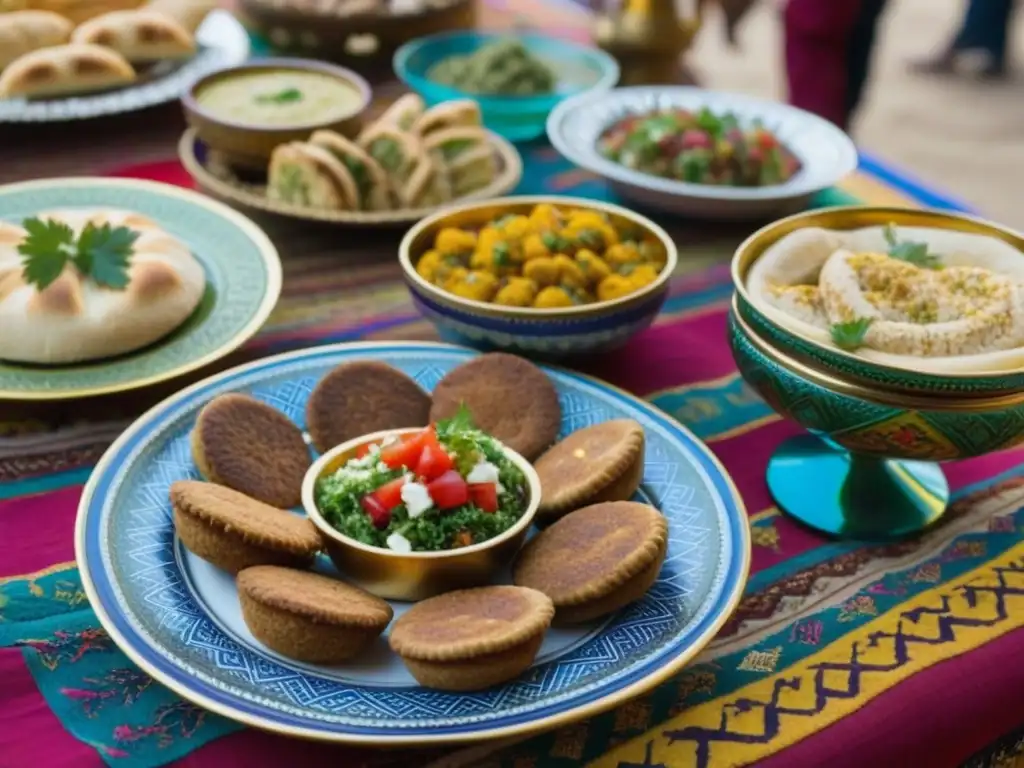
[0,209,203,364]
[170,481,321,574]
[533,419,645,524]
[389,585,554,690]
[513,501,668,625]
[237,566,393,663]
[192,394,311,509]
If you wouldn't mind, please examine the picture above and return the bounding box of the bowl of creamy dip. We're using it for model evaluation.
[183,58,372,170]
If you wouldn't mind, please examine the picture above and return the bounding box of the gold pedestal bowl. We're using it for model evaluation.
[729,207,1024,540]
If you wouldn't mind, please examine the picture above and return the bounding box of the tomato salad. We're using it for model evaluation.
[314,409,529,553]
[596,106,802,187]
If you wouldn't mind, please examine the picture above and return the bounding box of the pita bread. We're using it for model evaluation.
[308,130,393,211]
[412,99,481,139]
[267,142,358,211]
[377,93,425,132]
[357,123,422,183]
[401,155,452,208]
[0,209,206,365]
[0,10,73,70]
[0,43,135,98]
[143,0,215,33]
[72,9,195,62]
[746,224,1024,374]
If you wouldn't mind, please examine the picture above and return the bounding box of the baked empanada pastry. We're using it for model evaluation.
[25,0,145,25]
[144,0,216,33]
[424,126,495,196]
[71,9,195,62]
[308,130,393,211]
[0,10,73,70]
[0,43,135,99]
[267,142,356,211]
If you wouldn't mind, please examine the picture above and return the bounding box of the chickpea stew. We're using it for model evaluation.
[414,204,671,309]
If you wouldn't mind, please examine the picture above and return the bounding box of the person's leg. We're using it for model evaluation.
[913,0,1015,75]
[845,0,889,124]
[783,0,864,130]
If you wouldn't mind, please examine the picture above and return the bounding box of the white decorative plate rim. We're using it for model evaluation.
[546,85,859,202]
[75,341,751,745]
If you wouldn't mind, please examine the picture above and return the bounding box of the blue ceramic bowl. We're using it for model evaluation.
[393,31,620,142]
[398,196,677,358]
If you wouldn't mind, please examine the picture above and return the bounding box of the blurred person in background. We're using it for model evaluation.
[910,0,1016,79]
[782,0,890,131]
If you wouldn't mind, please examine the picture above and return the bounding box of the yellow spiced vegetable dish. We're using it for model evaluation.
[415,204,669,309]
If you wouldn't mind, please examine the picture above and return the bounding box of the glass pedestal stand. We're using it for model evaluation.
[766,434,950,539]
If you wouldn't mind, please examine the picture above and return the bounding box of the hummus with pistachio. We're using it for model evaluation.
[745,224,1024,374]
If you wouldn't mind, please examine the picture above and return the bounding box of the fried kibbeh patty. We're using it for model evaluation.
[429,353,561,461]
[512,501,668,625]
[534,419,645,524]
[170,480,321,574]
[237,565,393,664]
[306,360,432,454]
[192,393,310,509]
[389,585,554,691]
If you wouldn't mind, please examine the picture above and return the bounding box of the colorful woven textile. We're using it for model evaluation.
[2,2,1024,767]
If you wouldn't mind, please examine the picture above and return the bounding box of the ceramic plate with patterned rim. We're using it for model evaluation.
[546,86,859,220]
[0,177,281,400]
[75,341,750,746]
[0,11,250,124]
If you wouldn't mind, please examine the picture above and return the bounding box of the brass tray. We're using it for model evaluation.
[177,126,523,228]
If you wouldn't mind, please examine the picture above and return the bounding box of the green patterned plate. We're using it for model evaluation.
[0,178,282,401]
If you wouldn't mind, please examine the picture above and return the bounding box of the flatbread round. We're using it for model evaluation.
[0,209,205,364]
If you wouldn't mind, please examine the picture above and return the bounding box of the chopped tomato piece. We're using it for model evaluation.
[755,130,777,150]
[427,470,469,510]
[373,476,407,510]
[469,482,498,513]
[415,442,455,481]
[360,494,391,529]
[379,430,428,470]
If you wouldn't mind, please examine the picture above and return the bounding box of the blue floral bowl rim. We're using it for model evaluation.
[398,195,678,321]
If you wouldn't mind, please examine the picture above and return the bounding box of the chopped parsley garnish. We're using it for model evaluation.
[255,87,303,105]
[492,242,512,267]
[830,317,873,351]
[883,223,941,269]
[18,216,138,291]
[541,231,569,253]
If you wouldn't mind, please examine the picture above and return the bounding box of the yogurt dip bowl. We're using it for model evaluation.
[182,58,371,170]
[302,427,542,602]
[732,205,1024,396]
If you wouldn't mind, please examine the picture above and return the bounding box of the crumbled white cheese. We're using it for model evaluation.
[466,459,504,494]
[376,462,390,473]
[334,466,374,483]
[401,481,433,518]
[466,460,500,485]
[386,532,412,553]
[381,434,399,446]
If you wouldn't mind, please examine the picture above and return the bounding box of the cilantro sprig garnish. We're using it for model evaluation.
[17,217,139,291]
[830,317,874,351]
[883,223,941,269]
[255,87,303,105]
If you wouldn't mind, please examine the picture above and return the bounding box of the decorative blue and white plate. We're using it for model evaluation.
[76,342,750,746]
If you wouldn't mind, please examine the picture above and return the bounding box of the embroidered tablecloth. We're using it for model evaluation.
[2,2,1024,767]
